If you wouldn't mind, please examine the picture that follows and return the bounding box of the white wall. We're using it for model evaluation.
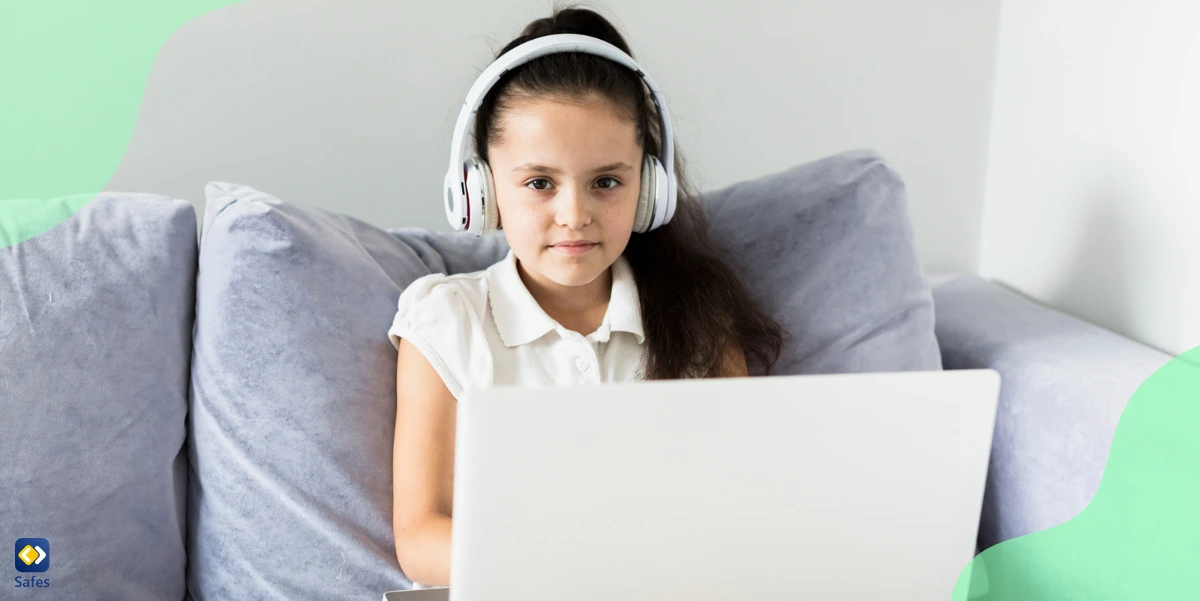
[978,0,1200,356]
[105,0,1001,274]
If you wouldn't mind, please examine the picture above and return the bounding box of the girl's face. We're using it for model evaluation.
[487,94,642,294]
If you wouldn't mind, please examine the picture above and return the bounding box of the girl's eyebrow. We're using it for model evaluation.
[513,162,634,174]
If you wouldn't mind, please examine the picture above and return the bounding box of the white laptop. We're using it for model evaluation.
[384,368,1000,601]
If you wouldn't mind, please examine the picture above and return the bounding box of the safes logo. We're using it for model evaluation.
[13,538,51,589]
[14,538,50,578]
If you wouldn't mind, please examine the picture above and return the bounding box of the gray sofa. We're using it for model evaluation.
[0,149,1172,600]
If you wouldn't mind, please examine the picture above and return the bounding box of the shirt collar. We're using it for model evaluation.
[487,249,645,348]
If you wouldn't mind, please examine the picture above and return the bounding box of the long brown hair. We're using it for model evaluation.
[474,2,784,379]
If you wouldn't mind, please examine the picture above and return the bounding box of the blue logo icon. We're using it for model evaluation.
[14,539,49,572]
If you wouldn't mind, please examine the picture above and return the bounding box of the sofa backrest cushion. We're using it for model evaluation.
[703,148,941,374]
[187,181,509,599]
[0,193,196,600]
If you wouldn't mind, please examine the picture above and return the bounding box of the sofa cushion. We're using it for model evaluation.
[187,182,509,600]
[931,274,1173,550]
[702,148,941,374]
[0,193,195,601]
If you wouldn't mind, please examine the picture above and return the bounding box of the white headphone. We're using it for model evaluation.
[443,33,678,236]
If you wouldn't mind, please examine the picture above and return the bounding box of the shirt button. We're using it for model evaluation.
[575,357,590,371]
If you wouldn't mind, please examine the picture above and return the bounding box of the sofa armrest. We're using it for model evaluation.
[929,274,1172,550]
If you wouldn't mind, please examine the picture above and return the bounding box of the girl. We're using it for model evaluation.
[388,4,785,589]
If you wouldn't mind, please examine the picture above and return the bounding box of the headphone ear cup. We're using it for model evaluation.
[651,155,671,229]
[633,154,656,233]
[478,158,499,234]
[465,157,499,236]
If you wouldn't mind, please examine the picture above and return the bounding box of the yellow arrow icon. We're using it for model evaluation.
[16,544,46,566]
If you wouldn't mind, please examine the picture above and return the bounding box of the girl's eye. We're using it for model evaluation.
[523,177,622,191]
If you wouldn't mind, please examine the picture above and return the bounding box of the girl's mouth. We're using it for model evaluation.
[550,241,598,255]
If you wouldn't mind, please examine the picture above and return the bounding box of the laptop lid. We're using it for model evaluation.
[449,369,1000,601]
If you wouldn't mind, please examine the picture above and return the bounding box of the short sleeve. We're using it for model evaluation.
[388,273,491,402]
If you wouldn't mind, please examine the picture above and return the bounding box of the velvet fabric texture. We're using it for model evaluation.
[0,193,195,600]
[187,182,506,599]
[931,274,1172,550]
[703,148,942,375]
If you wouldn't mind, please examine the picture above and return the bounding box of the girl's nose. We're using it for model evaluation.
[555,188,591,230]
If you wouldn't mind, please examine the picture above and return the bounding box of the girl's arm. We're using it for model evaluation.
[392,337,458,587]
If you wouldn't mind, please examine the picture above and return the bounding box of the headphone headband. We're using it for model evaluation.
[444,33,677,231]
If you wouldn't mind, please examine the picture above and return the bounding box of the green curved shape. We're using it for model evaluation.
[0,0,242,249]
[952,344,1200,600]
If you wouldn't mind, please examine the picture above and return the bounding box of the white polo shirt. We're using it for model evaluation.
[388,249,647,404]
